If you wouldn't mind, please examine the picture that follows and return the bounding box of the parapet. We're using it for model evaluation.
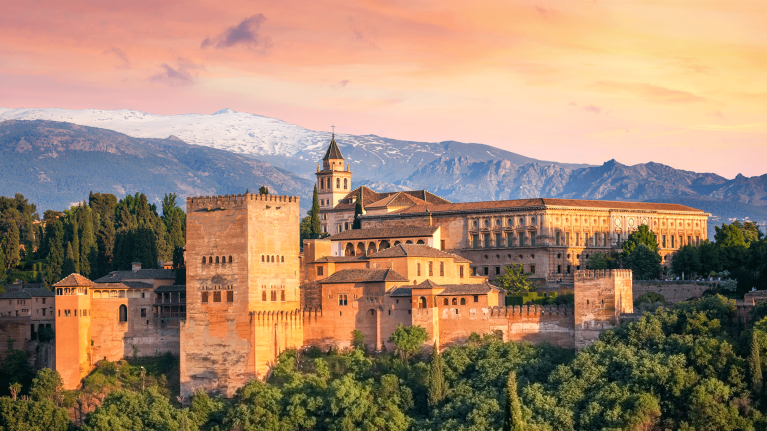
[186,193,300,210]
[574,269,632,281]
[489,304,574,317]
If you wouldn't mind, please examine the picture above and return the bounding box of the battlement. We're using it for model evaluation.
[574,269,632,280]
[186,193,299,210]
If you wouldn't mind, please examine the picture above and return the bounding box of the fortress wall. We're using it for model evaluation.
[633,281,711,303]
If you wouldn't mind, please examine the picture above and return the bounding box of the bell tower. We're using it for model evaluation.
[316,130,352,213]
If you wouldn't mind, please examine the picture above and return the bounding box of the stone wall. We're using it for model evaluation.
[574,269,633,349]
[633,281,713,304]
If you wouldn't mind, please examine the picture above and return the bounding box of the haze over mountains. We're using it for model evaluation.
[1,107,766,237]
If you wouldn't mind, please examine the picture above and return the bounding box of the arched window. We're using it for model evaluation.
[281,256,284,263]
[460,298,466,305]
[405,240,413,244]
[419,297,427,309]
[261,255,264,262]
[215,256,219,264]
[452,298,457,305]
[202,256,206,264]
[344,178,348,189]
[119,304,127,322]
[336,178,340,189]
[416,240,425,245]
[262,291,267,301]
[443,298,449,305]
[229,256,233,263]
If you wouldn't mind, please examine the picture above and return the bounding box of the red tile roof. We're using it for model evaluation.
[368,244,472,263]
[52,273,93,287]
[328,226,439,241]
[386,198,704,215]
[318,268,410,284]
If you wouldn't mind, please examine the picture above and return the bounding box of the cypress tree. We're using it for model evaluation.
[70,219,80,273]
[79,207,96,278]
[167,209,184,251]
[62,242,77,276]
[259,186,269,195]
[44,220,65,285]
[427,341,447,409]
[172,246,186,285]
[96,216,116,277]
[750,331,763,396]
[352,189,363,229]
[504,372,525,431]
[3,223,20,268]
[310,185,321,237]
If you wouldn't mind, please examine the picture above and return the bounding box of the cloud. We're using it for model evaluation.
[569,102,604,114]
[150,58,203,86]
[201,14,269,49]
[331,79,350,89]
[707,109,725,119]
[594,81,708,104]
[104,47,130,68]
[535,6,552,19]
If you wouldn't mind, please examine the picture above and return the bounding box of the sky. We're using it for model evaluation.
[1,0,766,178]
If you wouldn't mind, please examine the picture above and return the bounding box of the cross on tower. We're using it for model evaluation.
[331,125,335,137]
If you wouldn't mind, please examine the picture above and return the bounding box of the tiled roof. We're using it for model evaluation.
[368,192,429,209]
[412,279,441,289]
[389,286,412,297]
[318,268,410,284]
[368,244,472,263]
[388,282,500,296]
[92,282,130,289]
[312,256,368,263]
[330,187,451,212]
[385,198,704,215]
[154,285,186,293]
[24,287,55,297]
[93,269,175,283]
[53,273,93,287]
[121,281,155,289]
[323,136,344,160]
[0,290,32,299]
[328,226,439,241]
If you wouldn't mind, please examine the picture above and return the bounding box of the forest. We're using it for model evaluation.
[0,294,767,430]
[0,192,186,287]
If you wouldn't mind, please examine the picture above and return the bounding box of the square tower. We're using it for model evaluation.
[53,274,93,390]
[180,193,303,397]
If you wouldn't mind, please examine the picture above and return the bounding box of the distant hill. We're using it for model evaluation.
[0,120,313,212]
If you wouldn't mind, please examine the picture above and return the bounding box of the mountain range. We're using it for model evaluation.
[1,107,766,238]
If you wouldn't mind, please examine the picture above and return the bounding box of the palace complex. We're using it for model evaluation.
[1,135,711,397]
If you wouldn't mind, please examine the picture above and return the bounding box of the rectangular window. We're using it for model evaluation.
[483,267,489,276]
[565,232,570,246]
[688,236,692,245]
[227,291,234,302]
[42,308,46,316]
[495,266,501,275]
[557,264,562,273]
[440,262,445,276]
[317,266,324,276]
[530,265,536,275]
[495,233,502,248]
[593,233,598,246]
[280,290,285,301]
[575,232,580,246]
[417,263,421,276]
[339,294,348,306]
[662,235,666,248]
[484,235,491,248]
[671,235,675,248]
[460,266,464,278]
[617,233,621,244]
[603,233,607,247]
[42,298,46,305]
[508,233,514,247]
[271,290,277,301]
[696,236,700,245]
[30,324,36,341]
[262,291,267,301]
[472,234,479,248]
[140,308,146,317]
[429,262,434,276]
[519,234,524,247]
[202,292,208,303]
[473,295,479,303]
[567,265,571,274]
[213,292,221,302]
[441,239,446,250]
[556,232,561,246]
[530,232,536,246]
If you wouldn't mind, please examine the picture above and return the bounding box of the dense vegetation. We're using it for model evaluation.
[0,192,186,286]
[1,294,766,430]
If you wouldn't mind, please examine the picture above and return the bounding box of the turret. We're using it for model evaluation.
[316,131,352,210]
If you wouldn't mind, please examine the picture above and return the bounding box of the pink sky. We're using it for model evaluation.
[2,0,766,178]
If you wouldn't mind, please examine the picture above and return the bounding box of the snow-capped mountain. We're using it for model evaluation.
[0,107,587,182]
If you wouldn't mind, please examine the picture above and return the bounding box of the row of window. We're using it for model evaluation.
[415,261,451,277]
[202,256,233,264]
[318,177,348,191]
[262,290,286,302]
[201,291,234,303]
[58,308,90,317]
[261,255,285,263]
[93,290,148,299]
[660,235,701,249]
[473,265,537,276]
[472,217,538,229]
[555,232,609,247]
[417,296,481,308]
[471,232,537,248]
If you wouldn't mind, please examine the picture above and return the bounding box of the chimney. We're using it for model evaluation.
[131,262,142,271]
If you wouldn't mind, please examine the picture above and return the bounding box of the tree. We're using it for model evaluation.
[29,368,63,403]
[0,397,70,431]
[62,241,77,276]
[496,264,534,293]
[503,372,525,431]
[622,224,658,256]
[626,243,662,280]
[672,244,701,279]
[43,220,65,285]
[749,331,763,397]
[173,246,186,285]
[259,186,269,195]
[79,206,97,278]
[351,329,365,351]
[3,222,20,268]
[586,252,619,270]
[309,185,321,237]
[81,387,200,431]
[390,324,428,361]
[352,189,363,229]
[427,342,447,409]
[740,221,763,244]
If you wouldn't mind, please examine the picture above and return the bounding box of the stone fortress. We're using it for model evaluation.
[18,134,710,397]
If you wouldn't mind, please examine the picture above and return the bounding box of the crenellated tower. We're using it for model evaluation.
[315,133,352,213]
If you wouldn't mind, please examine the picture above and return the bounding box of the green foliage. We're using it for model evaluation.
[0,349,35,397]
[427,343,447,409]
[29,368,63,403]
[259,186,269,195]
[496,264,534,293]
[0,397,71,431]
[172,246,186,286]
[626,243,662,280]
[390,324,428,361]
[81,386,198,431]
[584,252,619,270]
[351,329,365,351]
[635,292,665,306]
[672,244,701,278]
[353,189,363,229]
[504,372,525,431]
[749,331,763,396]
[622,224,659,255]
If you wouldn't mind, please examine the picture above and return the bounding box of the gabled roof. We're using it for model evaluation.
[389,282,500,296]
[329,187,451,212]
[328,226,439,241]
[368,192,430,209]
[384,198,705,215]
[93,269,175,283]
[154,285,186,293]
[53,273,93,287]
[323,135,344,160]
[412,279,441,289]
[318,268,409,284]
[368,244,472,263]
